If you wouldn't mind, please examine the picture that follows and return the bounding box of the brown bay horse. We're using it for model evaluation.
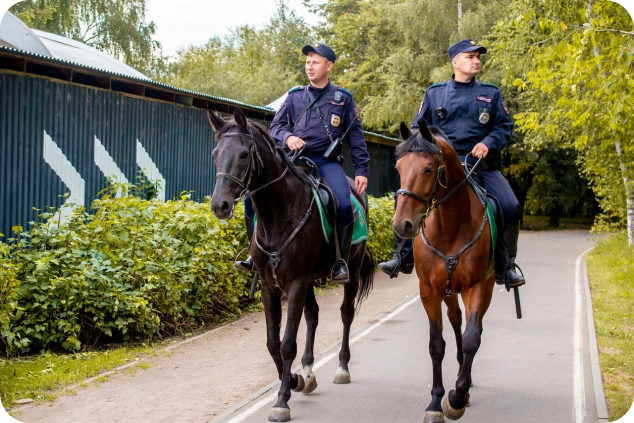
[392,122,495,422]
[207,108,374,422]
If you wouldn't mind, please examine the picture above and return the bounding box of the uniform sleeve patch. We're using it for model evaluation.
[276,102,284,115]
[354,108,361,122]
[476,95,492,103]
[418,101,424,114]
[502,101,510,115]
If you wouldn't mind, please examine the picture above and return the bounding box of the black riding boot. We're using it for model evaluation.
[378,233,414,278]
[234,217,255,273]
[331,223,354,283]
[495,222,525,287]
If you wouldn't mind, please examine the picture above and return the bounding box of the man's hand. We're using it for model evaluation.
[355,176,368,195]
[472,142,489,159]
[286,135,306,151]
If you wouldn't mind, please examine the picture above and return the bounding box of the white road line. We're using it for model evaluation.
[574,247,594,422]
[226,295,420,423]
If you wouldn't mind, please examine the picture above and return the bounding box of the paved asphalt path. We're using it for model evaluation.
[215,230,600,423]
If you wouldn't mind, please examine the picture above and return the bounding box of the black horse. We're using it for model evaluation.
[207,107,374,422]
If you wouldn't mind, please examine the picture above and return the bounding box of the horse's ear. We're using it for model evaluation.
[233,107,249,132]
[418,123,433,142]
[399,122,411,141]
[207,110,226,132]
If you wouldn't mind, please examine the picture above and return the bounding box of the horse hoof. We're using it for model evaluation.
[291,374,305,392]
[442,396,466,420]
[268,407,291,422]
[423,410,445,423]
[302,374,318,394]
[333,367,351,384]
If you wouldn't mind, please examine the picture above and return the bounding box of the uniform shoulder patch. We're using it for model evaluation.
[337,87,353,97]
[288,86,304,93]
[481,82,500,90]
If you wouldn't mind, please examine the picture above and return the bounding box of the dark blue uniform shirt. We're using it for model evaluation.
[269,82,370,178]
[411,78,514,154]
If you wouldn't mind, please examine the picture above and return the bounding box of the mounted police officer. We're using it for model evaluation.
[234,43,370,283]
[379,39,525,288]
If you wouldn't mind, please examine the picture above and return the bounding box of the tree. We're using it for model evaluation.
[9,0,164,76]
[487,0,633,243]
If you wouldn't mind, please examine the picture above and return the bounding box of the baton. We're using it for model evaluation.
[513,286,522,319]
[248,272,259,300]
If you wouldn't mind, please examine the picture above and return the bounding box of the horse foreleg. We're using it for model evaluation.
[299,282,319,393]
[263,286,284,380]
[269,282,307,422]
[334,265,359,384]
[422,294,446,423]
[443,282,493,420]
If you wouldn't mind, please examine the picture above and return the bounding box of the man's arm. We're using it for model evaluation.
[480,91,514,152]
[269,99,295,148]
[411,91,433,130]
[344,98,369,194]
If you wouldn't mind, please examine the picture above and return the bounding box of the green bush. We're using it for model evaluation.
[0,186,395,354]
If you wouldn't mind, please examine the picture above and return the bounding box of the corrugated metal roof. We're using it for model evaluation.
[0,12,52,57]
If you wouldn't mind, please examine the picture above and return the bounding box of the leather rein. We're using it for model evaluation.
[396,148,487,296]
[216,131,313,290]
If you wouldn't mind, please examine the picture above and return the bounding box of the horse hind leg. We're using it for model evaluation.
[334,259,359,384]
[297,282,318,394]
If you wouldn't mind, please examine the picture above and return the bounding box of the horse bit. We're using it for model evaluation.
[394,150,487,296]
[216,131,314,290]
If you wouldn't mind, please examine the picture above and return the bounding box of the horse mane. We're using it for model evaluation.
[248,121,313,187]
[395,125,444,160]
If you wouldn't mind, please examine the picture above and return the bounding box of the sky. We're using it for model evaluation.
[145,0,324,57]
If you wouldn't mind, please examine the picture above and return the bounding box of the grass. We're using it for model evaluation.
[0,301,263,411]
[586,233,634,420]
[522,215,593,231]
[0,345,153,409]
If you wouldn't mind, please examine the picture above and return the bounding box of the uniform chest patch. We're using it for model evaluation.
[478,108,490,124]
[476,95,492,103]
[330,100,345,106]
[331,114,341,127]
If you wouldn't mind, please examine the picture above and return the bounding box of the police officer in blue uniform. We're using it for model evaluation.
[379,39,525,288]
[234,43,370,283]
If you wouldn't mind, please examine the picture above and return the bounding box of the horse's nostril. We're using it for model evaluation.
[404,221,414,234]
[220,201,230,213]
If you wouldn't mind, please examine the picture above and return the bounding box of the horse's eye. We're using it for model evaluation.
[239,151,249,160]
[424,167,434,174]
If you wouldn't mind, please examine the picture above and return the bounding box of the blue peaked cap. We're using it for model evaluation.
[448,39,487,61]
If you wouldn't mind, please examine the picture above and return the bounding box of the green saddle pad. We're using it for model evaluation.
[252,189,369,246]
[311,188,368,245]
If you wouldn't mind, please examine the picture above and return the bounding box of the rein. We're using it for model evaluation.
[216,130,313,291]
[398,149,487,296]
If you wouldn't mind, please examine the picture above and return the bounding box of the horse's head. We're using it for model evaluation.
[393,122,445,239]
[208,107,258,220]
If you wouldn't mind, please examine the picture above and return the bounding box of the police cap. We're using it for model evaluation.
[448,39,487,61]
[302,43,336,63]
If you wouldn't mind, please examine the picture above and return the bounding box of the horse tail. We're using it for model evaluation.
[356,247,375,310]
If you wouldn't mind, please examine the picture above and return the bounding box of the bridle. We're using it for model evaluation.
[215,131,289,200]
[214,128,313,291]
[395,142,487,296]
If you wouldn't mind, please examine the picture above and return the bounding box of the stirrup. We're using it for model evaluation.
[233,248,254,273]
[500,263,525,290]
[331,259,350,283]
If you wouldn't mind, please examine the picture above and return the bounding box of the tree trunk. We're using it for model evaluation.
[615,139,634,245]
[549,203,560,228]
[457,0,463,35]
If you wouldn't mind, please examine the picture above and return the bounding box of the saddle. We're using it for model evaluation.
[295,156,368,246]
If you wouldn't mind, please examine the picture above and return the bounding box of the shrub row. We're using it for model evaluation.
[0,187,395,354]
